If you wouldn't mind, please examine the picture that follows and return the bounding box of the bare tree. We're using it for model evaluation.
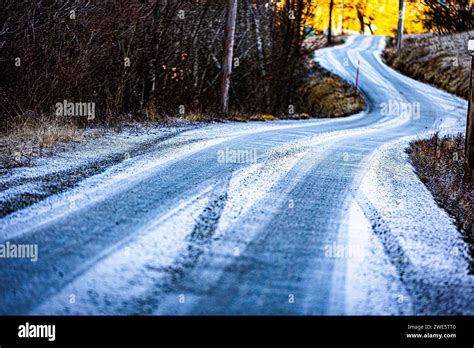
[0,0,316,124]
[220,0,238,115]
[422,0,473,33]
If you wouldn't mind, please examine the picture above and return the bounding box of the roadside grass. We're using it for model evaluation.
[297,35,365,118]
[303,35,345,50]
[297,65,365,118]
[1,114,82,169]
[383,31,472,99]
[408,134,473,258]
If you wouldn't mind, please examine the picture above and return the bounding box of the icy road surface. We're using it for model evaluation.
[1,35,473,315]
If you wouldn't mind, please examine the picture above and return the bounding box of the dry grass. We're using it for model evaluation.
[228,114,279,122]
[296,62,365,118]
[303,35,345,51]
[408,134,473,250]
[295,35,365,118]
[300,75,365,117]
[384,32,472,99]
[251,114,279,121]
[1,115,82,168]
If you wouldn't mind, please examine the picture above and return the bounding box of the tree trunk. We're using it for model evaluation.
[397,0,405,50]
[357,8,364,34]
[220,0,238,115]
[251,1,269,109]
[339,0,344,35]
[328,0,334,44]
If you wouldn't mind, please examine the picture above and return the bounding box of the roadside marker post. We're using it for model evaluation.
[354,60,360,102]
[466,39,474,184]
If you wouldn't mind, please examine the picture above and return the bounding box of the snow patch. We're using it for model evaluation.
[32,187,213,315]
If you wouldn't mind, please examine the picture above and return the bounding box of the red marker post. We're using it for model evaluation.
[354,60,360,102]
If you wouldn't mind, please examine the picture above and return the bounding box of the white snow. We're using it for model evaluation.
[32,187,213,315]
[341,136,474,315]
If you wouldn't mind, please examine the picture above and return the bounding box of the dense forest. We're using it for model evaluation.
[0,0,317,123]
[0,0,471,126]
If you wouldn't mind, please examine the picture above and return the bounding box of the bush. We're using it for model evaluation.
[0,0,315,126]
[409,134,473,238]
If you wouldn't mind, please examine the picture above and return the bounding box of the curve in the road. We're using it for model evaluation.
[0,35,471,315]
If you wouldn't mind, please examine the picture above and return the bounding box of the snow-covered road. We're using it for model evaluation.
[1,35,472,315]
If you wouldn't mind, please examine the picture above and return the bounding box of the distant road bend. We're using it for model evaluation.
[1,35,473,315]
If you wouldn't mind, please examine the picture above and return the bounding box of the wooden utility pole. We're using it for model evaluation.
[340,0,344,35]
[328,0,334,44]
[220,0,238,115]
[397,0,405,50]
[466,40,474,182]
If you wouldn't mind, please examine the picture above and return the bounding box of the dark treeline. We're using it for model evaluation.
[0,0,315,122]
[422,0,473,34]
